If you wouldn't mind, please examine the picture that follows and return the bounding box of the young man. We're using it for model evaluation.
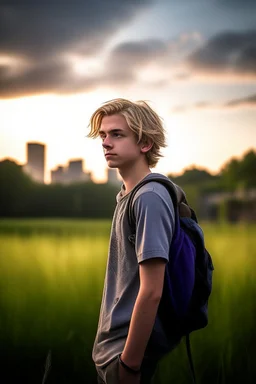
[88,99,179,384]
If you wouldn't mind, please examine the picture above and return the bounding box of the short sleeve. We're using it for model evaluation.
[133,189,175,263]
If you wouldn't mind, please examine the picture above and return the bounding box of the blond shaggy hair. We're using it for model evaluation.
[88,98,167,168]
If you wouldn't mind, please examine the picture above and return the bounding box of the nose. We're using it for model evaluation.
[102,135,113,149]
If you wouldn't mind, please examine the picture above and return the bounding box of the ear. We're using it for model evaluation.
[140,140,153,153]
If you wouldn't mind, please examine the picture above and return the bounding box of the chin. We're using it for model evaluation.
[107,162,118,168]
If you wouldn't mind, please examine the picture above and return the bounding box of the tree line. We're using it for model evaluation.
[0,160,119,218]
[168,149,256,221]
[0,149,255,218]
[168,148,256,191]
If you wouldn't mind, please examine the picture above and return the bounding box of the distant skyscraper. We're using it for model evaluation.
[67,160,83,182]
[23,142,45,183]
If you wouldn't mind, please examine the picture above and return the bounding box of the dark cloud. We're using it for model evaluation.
[195,95,256,109]
[0,59,86,98]
[89,39,168,88]
[1,1,256,99]
[225,94,256,107]
[0,0,152,58]
[0,0,153,98]
[103,39,167,83]
[172,94,256,113]
[0,37,168,98]
[188,30,256,76]
[109,40,167,66]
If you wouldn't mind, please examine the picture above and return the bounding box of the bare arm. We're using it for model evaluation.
[121,257,166,370]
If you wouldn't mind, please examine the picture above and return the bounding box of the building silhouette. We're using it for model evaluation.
[23,142,45,183]
[21,141,121,185]
[51,159,90,184]
[51,165,65,184]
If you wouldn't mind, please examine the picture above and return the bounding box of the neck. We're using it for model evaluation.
[119,163,151,195]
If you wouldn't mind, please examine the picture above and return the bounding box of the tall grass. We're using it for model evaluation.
[0,219,111,383]
[0,220,255,383]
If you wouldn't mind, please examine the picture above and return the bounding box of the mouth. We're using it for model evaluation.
[105,153,116,158]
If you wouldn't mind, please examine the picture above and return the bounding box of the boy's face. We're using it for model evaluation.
[99,114,145,170]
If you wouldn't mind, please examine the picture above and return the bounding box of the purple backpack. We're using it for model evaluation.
[128,176,214,383]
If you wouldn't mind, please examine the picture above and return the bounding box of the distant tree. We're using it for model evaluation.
[220,158,240,190]
[238,149,256,188]
[0,159,33,216]
[168,167,216,185]
[0,159,118,218]
[220,149,256,189]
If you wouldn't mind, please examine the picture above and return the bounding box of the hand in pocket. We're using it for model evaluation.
[118,363,141,384]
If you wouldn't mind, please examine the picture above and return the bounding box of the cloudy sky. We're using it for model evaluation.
[0,0,255,182]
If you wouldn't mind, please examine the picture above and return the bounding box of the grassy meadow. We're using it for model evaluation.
[0,219,255,384]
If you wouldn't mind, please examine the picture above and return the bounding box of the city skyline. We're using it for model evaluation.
[1,1,255,181]
[5,140,121,185]
[2,139,254,185]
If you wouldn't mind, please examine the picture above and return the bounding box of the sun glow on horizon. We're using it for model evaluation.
[1,92,255,184]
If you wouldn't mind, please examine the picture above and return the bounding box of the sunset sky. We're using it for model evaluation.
[0,0,255,183]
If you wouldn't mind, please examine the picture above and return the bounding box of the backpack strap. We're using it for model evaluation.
[186,334,197,384]
[127,177,179,232]
[127,176,194,231]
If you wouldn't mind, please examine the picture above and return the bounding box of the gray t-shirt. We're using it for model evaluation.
[92,173,176,368]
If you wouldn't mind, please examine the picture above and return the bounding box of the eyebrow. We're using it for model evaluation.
[99,128,124,135]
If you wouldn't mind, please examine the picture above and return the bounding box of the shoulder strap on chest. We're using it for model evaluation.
[127,177,178,230]
[127,177,197,232]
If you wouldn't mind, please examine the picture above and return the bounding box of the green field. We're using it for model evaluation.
[0,219,255,384]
